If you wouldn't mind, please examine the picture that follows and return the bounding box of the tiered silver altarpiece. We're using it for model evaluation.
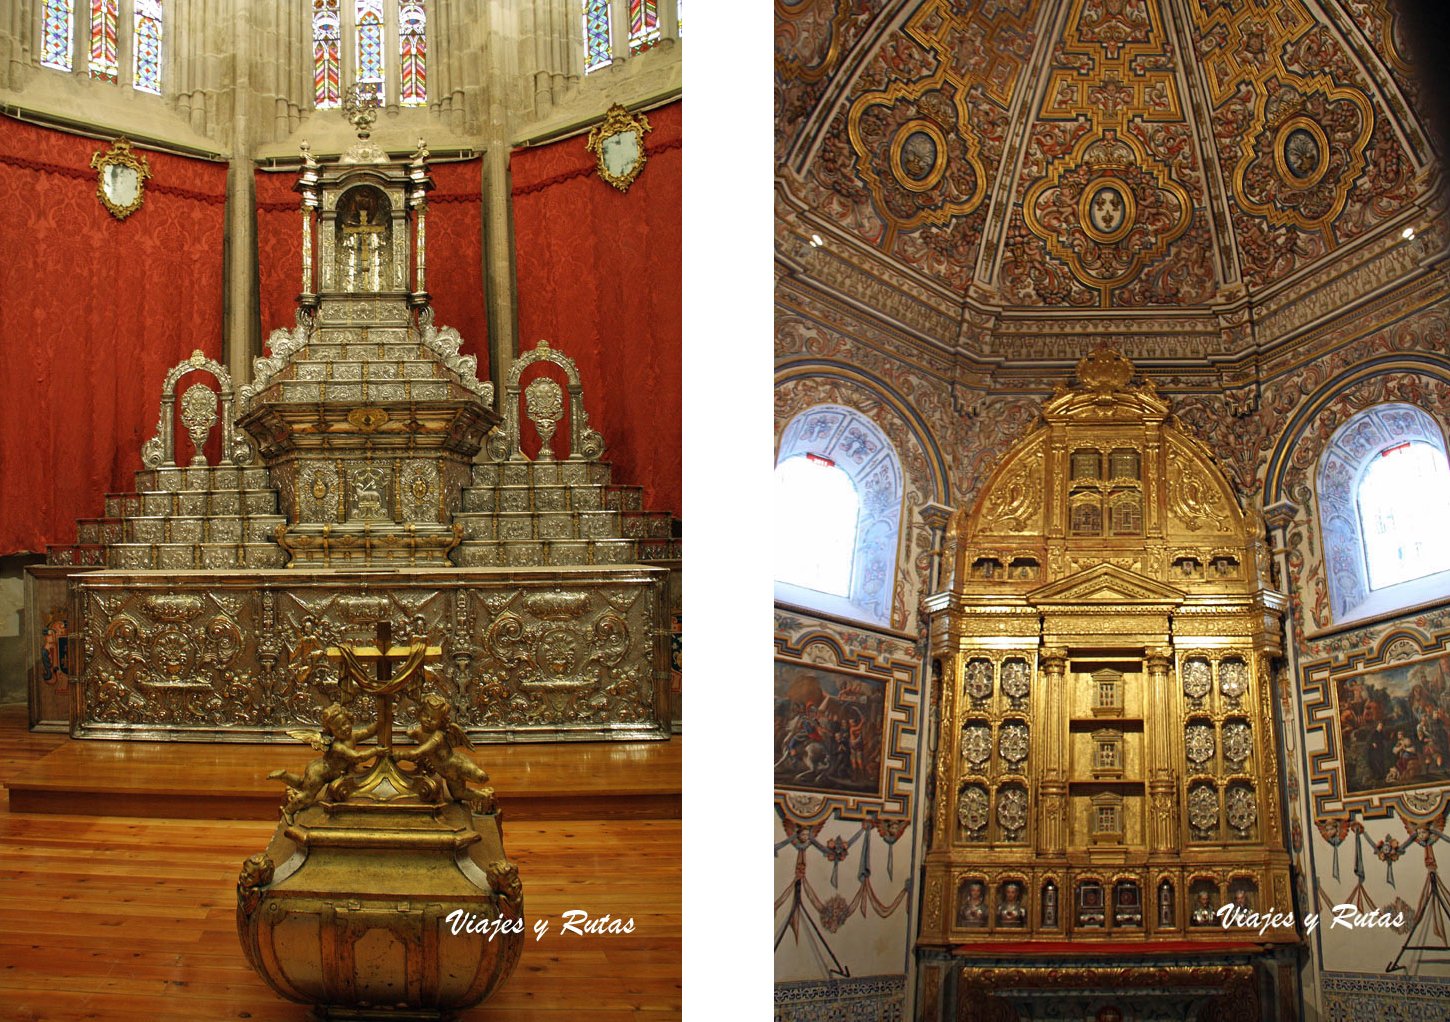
[39,127,676,742]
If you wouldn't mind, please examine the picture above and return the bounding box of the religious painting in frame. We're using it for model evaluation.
[772,621,918,824]
[774,657,889,798]
[1301,622,1450,819]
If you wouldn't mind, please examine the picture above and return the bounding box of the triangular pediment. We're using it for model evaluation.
[1027,563,1184,607]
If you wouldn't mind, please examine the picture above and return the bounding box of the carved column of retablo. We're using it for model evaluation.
[1145,646,1177,854]
[1038,647,1069,857]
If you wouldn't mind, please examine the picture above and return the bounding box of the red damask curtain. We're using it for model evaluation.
[254,158,487,369]
[0,116,227,555]
[510,102,682,517]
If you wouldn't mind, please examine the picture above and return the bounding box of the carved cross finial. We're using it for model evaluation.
[328,620,443,750]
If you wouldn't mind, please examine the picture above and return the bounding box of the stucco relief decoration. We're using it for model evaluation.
[789,0,1035,288]
[1233,75,1373,231]
[775,0,863,85]
[847,83,986,233]
[775,0,883,160]
[1022,129,1192,303]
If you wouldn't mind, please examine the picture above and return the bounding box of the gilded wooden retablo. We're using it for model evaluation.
[919,347,1293,1011]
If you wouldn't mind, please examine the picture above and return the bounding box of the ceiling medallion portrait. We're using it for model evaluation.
[1233,75,1372,230]
[1021,128,1191,302]
[891,121,947,191]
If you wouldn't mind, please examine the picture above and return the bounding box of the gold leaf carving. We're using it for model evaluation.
[1167,449,1229,533]
[980,447,1043,534]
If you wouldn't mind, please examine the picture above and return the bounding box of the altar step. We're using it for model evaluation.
[454,509,672,542]
[48,465,286,569]
[6,732,682,822]
[76,513,287,545]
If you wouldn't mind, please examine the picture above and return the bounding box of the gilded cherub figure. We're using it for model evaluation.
[397,694,495,812]
[268,702,380,815]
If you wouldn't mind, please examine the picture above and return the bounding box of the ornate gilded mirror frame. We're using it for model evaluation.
[585,104,652,193]
[89,138,151,220]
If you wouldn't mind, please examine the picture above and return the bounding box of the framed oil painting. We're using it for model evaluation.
[774,659,888,798]
[1334,651,1450,795]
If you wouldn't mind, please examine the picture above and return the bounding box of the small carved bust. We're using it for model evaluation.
[956,881,988,928]
[1190,890,1216,926]
[997,882,1026,927]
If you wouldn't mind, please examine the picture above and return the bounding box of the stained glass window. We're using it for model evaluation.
[132,0,162,94]
[399,0,426,106]
[355,0,385,99]
[583,0,611,73]
[41,0,74,72]
[628,0,659,54]
[313,0,342,108]
[89,0,119,81]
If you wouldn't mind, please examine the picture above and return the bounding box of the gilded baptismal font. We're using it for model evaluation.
[918,348,1296,1019]
[237,633,520,1020]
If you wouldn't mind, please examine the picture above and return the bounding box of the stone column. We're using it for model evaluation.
[918,502,953,596]
[1145,646,1177,854]
[1038,647,1068,856]
[222,0,259,387]
[0,0,33,91]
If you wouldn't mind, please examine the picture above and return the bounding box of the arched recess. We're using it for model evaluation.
[775,363,949,632]
[1260,358,1450,632]
[1316,403,1450,622]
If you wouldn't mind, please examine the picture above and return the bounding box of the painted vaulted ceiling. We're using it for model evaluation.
[776,0,1440,317]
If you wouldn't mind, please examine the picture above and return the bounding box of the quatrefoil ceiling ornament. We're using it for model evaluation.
[1232,73,1373,231]
[846,79,987,235]
[90,138,151,220]
[1021,128,1192,303]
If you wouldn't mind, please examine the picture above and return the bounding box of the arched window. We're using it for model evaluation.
[775,455,858,597]
[39,0,164,93]
[1358,441,1450,588]
[312,0,428,109]
[775,405,903,626]
[1316,403,1450,624]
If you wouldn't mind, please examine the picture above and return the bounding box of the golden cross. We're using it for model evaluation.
[327,621,442,750]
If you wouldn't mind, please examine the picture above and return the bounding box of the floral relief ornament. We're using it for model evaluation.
[179,384,219,467]
[524,378,565,461]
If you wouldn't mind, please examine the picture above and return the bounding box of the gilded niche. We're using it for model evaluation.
[922,346,1290,955]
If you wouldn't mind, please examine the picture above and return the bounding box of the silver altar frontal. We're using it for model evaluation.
[44,101,676,742]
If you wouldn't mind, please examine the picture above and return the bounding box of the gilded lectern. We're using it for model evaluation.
[917,348,1298,1020]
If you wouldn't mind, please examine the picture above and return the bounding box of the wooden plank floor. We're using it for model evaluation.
[6,708,681,820]
[0,705,682,1020]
